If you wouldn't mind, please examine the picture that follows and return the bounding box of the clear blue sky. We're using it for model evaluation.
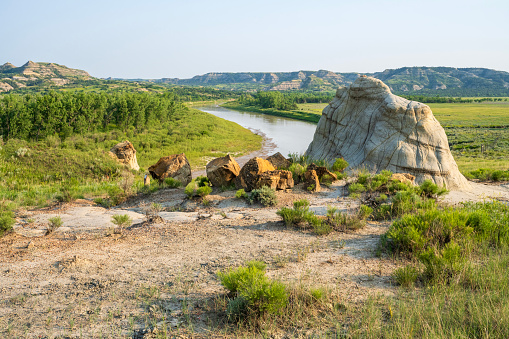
[2,0,508,79]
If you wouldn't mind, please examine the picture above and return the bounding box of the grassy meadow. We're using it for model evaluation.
[0,106,261,213]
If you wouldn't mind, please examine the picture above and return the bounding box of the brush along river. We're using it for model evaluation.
[198,105,317,157]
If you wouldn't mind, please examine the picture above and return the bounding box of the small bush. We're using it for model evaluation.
[288,163,306,183]
[235,189,248,199]
[164,177,182,188]
[348,183,366,194]
[392,265,419,288]
[185,177,212,198]
[197,185,213,197]
[418,180,448,199]
[46,216,63,235]
[55,183,78,203]
[0,215,15,237]
[111,214,132,228]
[358,204,373,220]
[332,158,349,172]
[249,186,277,207]
[217,261,288,320]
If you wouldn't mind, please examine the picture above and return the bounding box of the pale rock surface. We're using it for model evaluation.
[109,140,140,171]
[306,76,471,190]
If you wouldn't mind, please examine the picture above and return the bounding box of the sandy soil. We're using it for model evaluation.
[2,179,508,338]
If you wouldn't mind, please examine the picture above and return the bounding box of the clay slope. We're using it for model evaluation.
[306,76,471,190]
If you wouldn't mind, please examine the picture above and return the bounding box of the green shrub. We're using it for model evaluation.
[418,179,448,198]
[217,261,287,320]
[326,206,366,231]
[111,214,132,228]
[249,186,277,207]
[277,199,312,226]
[0,214,15,237]
[358,204,373,220]
[392,265,419,288]
[196,185,212,197]
[196,175,210,187]
[107,186,127,206]
[348,183,366,194]
[277,200,331,235]
[55,183,78,203]
[332,158,349,172]
[46,216,63,235]
[164,177,182,188]
[288,163,306,182]
[185,178,212,198]
[235,189,248,199]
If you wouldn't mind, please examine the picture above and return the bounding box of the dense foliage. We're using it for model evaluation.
[0,91,183,141]
[400,95,508,103]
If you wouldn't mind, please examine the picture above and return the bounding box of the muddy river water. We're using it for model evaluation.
[198,105,318,157]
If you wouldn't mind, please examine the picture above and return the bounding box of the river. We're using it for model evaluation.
[197,105,318,157]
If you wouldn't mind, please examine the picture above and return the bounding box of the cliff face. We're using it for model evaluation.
[305,76,471,190]
[0,61,91,92]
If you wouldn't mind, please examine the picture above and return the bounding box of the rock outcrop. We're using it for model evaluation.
[304,170,320,192]
[109,141,140,171]
[206,155,241,187]
[306,163,337,182]
[305,76,471,190]
[234,157,275,191]
[266,152,291,169]
[256,170,294,190]
[148,153,192,185]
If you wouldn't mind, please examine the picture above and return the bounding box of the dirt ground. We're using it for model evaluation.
[2,179,508,338]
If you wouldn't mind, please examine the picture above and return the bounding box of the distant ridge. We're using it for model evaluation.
[0,61,91,92]
[123,66,509,95]
[2,62,509,96]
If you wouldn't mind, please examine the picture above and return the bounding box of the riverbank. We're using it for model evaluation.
[221,102,321,124]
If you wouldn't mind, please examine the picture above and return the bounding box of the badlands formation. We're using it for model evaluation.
[306,76,471,190]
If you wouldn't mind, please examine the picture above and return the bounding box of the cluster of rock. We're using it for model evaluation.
[305,76,471,190]
[108,139,347,194]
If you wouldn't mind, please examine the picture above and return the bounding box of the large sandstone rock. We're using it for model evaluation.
[234,157,275,191]
[255,170,294,190]
[305,76,471,190]
[148,153,192,185]
[206,154,241,187]
[109,141,139,171]
[304,170,320,192]
[307,163,337,182]
[266,152,291,169]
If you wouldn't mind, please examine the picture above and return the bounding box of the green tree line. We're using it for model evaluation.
[237,91,334,110]
[0,91,182,141]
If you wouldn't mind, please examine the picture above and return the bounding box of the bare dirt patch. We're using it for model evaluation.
[2,180,508,338]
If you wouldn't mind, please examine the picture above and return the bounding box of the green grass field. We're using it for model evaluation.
[0,107,261,210]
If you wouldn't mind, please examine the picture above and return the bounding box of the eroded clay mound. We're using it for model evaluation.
[305,76,471,190]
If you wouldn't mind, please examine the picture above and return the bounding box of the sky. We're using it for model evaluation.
[2,0,508,79]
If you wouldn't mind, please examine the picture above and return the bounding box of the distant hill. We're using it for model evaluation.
[131,67,509,96]
[373,67,509,96]
[0,61,92,92]
[2,62,509,96]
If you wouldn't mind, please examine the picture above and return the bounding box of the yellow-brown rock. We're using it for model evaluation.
[256,170,294,190]
[266,152,291,169]
[148,153,192,185]
[391,173,416,185]
[304,169,320,192]
[206,154,241,187]
[306,163,337,182]
[234,157,275,191]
